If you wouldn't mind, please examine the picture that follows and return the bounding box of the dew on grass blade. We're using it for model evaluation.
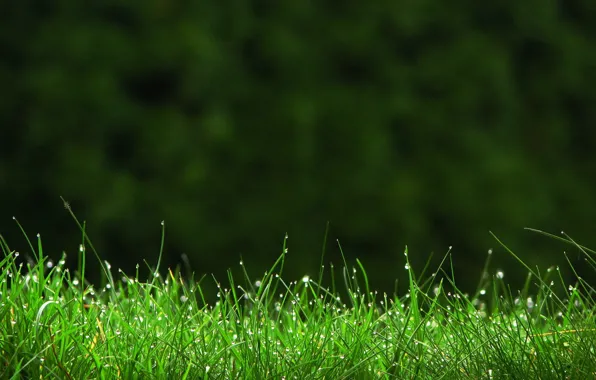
[496,270,504,279]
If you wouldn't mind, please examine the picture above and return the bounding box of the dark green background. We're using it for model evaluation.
[2,2,595,296]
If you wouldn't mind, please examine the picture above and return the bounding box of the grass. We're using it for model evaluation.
[1,214,596,379]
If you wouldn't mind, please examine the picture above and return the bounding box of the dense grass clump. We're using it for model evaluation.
[1,217,595,379]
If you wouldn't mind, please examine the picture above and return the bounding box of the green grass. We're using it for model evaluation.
[1,217,596,379]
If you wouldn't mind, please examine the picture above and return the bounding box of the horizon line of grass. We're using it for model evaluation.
[1,208,596,378]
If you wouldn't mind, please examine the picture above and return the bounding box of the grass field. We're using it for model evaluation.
[1,213,595,379]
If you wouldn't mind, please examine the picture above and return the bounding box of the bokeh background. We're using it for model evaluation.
[2,2,595,298]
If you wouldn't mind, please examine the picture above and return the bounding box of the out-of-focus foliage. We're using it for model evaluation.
[1,2,595,293]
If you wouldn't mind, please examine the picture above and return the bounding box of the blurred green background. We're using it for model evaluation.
[1,2,595,296]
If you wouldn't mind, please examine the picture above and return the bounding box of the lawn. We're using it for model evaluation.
[1,213,595,379]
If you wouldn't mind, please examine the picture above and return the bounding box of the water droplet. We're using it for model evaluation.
[496,271,504,279]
